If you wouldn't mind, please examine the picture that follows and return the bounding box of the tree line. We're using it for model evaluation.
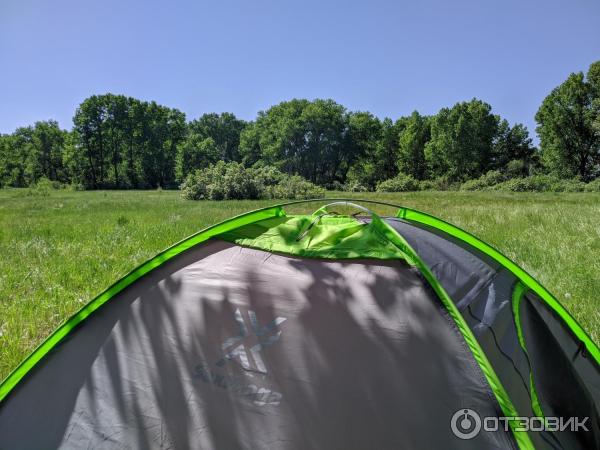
[1,60,599,190]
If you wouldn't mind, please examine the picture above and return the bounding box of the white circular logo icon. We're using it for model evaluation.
[451,408,482,440]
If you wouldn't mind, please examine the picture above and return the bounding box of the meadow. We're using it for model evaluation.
[1,189,599,380]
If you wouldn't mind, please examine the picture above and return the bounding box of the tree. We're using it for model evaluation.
[343,112,383,189]
[2,129,33,187]
[0,121,67,186]
[0,134,28,187]
[425,99,499,181]
[535,61,600,180]
[345,116,406,190]
[136,101,186,188]
[397,112,430,180]
[188,113,246,162]
[176,136,219,182]
[103,94,129,187]
[238,121,262,167]
[238,99,349,185]
[72,95,108,188]
[379,118,404,181]
[72,94,186,188]
[62,130,85,186]
[492,120,537,176]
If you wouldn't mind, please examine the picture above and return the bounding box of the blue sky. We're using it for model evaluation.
[1,0,599,142]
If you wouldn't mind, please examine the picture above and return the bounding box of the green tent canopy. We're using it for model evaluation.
[0,199,598,449]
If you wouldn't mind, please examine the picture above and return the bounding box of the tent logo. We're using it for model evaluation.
[216,308,287,374]
[191,308,287,407]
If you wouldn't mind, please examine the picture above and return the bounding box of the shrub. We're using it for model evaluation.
[492,176,549,192]
[25,177,66,196]
[376,173,420,192]
[345,161,378,191]
[180,161,259,200]
[505,159,528,178]
[180,171,211,200]
[584,178,600,192]
[554,178,586,192]
[460,170,505,191]
[266,175,325,199]
[325,180,342,191]
[67,182,86,191]
[430,176,459,191]
[345,181,370,192]
[417,179,436,191]
[250,165,285,189]
[492,175,585,192]
[180,162,324,200]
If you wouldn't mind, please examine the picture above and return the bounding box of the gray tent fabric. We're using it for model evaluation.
[385,217,599,450]
[523,291,600,408]
[385,219,544,439]
[0,239,517,450]
[519,292,600,449]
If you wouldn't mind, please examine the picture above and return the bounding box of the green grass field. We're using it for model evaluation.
[1,189,599,381]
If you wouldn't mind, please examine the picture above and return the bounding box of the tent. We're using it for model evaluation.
[0,199,598,449]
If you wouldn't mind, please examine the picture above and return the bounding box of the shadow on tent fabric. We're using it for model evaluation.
[1,240,515,449]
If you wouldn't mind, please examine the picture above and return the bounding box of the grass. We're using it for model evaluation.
[1,188,599,381]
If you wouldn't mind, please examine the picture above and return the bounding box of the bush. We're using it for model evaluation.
[25,177,67,196]
[554,178,586,192]
[585,178,600,192]
[250,165,286,189]
[505,159,528,178]
[345,161,377,191]
[430,176,459,191]
[492,175,586,192]
[180,161,259,200]
[345,181,370,192]
[180,162,324,200]
[417,180,436,191]
[376,173,420,192]
[460,170,505,191]
[266,175,325,199]
[67,182,86,191]
[492,176,549,192]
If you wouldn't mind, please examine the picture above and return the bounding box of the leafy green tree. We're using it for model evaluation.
[397,112,430,180]
[345,112,382,162]
[379,117,404,180]
[536,61,600,180]
[239,99,349,185]
[425,99,499,181]
[492,120,537,176]
[188,113,246,162]
[297,99,348,184]
[62,130,85,186]
[29,121,67,182]
[0,121,67,187]
[0,133,24,187]
[343,112,383,189]
[103,94,129,187]
[345,116,405,190]
[238,121,262,167]
[73,95,108,188]
[72,95,186,188]
[176,136,219,182]
[0,134,27,187]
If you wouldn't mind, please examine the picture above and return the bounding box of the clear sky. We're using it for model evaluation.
[1,0,599,142]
